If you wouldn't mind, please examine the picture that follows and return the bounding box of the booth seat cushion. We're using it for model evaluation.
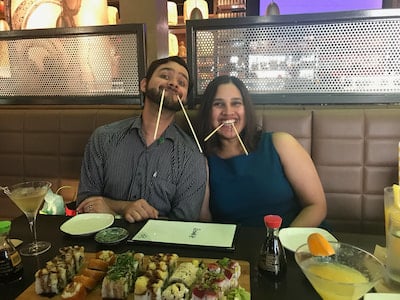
[0,106,142,220]
[1,105,399,234]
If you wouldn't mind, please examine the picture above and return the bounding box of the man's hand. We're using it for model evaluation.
[123,199,159,223]
[76,196,115,215]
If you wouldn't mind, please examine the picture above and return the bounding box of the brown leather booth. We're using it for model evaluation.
[1,104,400,234]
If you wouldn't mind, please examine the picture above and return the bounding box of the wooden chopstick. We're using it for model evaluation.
[153,89,165,140]
[177,95,203,153]
[204,123,225,141]
[231,123,249,155]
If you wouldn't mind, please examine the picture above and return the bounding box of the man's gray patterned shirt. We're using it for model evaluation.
[77,116,207,220]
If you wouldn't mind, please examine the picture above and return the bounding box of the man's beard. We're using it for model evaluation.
[146,87,181,112]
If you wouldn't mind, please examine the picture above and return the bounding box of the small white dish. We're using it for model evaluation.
[60,213,114,236]
[364,293,400,300]
[278,227,338,252]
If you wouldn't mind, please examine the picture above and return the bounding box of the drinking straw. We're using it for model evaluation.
[204,123,225,141]
[153,89,165,141]
[177,95,203,153]
[231,123,249,155]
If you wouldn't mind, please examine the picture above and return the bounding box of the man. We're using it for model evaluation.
[76,56,208,223]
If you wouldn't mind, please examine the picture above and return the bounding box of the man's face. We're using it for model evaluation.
[142,61,190,111]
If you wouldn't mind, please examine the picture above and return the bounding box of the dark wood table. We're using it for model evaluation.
[4,215,385,300]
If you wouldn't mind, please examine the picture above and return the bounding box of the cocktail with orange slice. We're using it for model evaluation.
[295,233,384,300]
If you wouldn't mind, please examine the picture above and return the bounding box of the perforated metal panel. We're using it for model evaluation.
[0,24,146,104]
[187,9,400,104]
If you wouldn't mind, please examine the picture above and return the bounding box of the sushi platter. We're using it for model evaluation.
[17,250,250,300]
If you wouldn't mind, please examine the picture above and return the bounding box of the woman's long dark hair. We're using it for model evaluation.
[196,75,261,155]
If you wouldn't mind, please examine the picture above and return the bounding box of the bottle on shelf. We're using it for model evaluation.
[0,221,23,284]
[183,0,209,22]
[178,40,187,58]
[258,214,287,279]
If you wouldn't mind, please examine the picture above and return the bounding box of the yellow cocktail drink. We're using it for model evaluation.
[2,181,52,256]
[8,186,48,217]
[305,262,368,300]
[295,242,384,300]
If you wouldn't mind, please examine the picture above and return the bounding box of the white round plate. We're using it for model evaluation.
[278,227,338,252]
[60,213,114,236]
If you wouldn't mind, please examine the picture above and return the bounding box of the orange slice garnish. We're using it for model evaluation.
[307,232,336,256]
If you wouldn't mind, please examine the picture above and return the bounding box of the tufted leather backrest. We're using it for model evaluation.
[1,105,399,234]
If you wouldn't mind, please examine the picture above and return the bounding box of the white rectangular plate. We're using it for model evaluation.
[130,220,237,250]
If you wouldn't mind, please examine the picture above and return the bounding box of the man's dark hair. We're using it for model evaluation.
[145,56,193,93]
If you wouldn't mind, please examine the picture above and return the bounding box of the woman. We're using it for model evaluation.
[196,75,327,227]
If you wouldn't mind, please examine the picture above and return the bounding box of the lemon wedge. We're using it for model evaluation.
[393,184,400,208]
[307,233,336,257]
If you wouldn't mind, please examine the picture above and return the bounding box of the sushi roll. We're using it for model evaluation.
[168,262,199,288]
[101,275,131,299]
[61,281,87,300]
[87,258,109,272]
[58,252,76,279]
[191,286,219,300]
[216,258,241,289]
[161,282,189,300]
[73,274,97,291]
[101,251,142,299]
[59,246,84,274]
[96,250,116,266]
[48,256,73,282]
[149,253,179,275]
[35,267,52,295]
[134,276,164,300]
[35,262,68,295]
[82,267,106,283]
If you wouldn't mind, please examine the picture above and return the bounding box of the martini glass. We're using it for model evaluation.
[1,181,52,256]
[295,242,384,300]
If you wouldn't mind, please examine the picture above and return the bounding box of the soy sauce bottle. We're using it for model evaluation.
[258,215,287,279]
[0,221,23,284]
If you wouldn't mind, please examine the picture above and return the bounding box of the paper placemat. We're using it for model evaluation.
[129,220,237,250]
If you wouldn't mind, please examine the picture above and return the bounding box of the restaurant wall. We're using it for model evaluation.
[119,0,169,64]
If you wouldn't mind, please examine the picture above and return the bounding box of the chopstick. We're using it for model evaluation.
[177,95,203,153]
[153,89,165,141]
[231,123,249,155]
[204,123,225,142]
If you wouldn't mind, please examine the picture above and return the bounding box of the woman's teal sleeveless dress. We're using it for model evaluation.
[208,132,302,227]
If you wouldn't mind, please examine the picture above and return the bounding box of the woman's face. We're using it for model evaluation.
[211,82,246,140]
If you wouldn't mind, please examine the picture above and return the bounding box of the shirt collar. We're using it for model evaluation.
[131,115,178,141]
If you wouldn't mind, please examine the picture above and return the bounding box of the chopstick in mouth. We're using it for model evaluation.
[177,95,203,153]
[153,88,165,141]
[204,120,235,142]
[231,123,249,155]
[204,123,225,141]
